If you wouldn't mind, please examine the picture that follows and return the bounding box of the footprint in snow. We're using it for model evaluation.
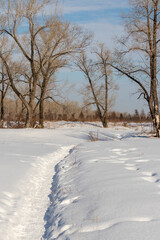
[141,172,160,183]
[124,163,139,171]
[125,166,140,171]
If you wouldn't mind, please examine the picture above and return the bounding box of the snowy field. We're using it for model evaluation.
[0,121,160,240]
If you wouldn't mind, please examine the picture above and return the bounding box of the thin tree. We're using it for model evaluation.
[76,44,117,128]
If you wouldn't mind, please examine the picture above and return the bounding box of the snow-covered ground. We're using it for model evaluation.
[0,122,160,240]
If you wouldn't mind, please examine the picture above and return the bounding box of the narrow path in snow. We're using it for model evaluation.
[4,146,74,240]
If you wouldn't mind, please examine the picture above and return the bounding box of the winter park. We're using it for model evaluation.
[1,0,160,239]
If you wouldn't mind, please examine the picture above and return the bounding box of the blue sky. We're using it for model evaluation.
[47,0,149,114]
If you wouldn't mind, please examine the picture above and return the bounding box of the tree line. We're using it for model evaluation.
[0,0,160,136]
[0,97,150,126]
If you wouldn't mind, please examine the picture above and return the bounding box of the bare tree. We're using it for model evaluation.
[35,16,91,127]
[0,59,10,125]
[0,35,15,126]
[76,44,117,128]
[0,0,50,127]
[111,0,160,137]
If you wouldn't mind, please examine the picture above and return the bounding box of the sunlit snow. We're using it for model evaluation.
[0,122,160,240]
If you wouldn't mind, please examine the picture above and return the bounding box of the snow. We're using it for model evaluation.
[0,122,160,239]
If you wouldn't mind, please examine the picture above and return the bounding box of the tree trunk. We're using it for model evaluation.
[25,106,34,128]
[38,77,48,128]
[154,105,160,137]
[103,69,108,128]
[0,94,4,127]
[151,0,160,137]
[148,98,160,137]
[39,99,44,128]
[0,95,4,121]
[102,114,108,128]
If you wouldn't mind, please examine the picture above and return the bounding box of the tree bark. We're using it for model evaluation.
[39,99,44,128]
[0,94,4,124]
[102,115,108,128]
[25,106,34,128]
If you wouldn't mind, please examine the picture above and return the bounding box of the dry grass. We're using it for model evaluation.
[88,131,99,142]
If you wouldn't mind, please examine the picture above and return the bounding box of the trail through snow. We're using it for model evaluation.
[1,146,74,240]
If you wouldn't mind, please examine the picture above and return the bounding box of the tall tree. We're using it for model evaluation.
[0,36,14,125]
[76,44,117,128]
[0,0,50,127]
[111,0,160,136]
[36,17,90,127]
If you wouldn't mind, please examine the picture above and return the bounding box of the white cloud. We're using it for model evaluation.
[45,0,129,15]
[63,0,129,14]
[42,0,126,49]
